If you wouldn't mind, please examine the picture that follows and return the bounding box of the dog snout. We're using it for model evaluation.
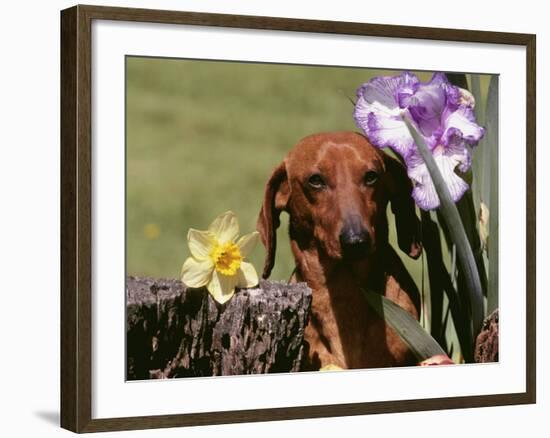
[339,215,371,259]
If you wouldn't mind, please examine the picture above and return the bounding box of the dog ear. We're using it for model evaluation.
[257,161,290,278]
[384,154,422,259]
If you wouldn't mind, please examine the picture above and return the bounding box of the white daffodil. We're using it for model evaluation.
[181,211,259,304]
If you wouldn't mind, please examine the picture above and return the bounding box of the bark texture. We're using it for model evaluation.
[474,309,499,363]
[126,276,312,379]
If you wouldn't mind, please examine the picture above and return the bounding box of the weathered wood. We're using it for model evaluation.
[474,309,499,363]
[126,276,312,379]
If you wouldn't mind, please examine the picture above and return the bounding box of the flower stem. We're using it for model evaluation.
[405,120,484,339]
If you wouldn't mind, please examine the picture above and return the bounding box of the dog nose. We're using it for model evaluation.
[339,216,371,258]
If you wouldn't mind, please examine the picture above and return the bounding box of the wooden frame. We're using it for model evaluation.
[60,4,536,433]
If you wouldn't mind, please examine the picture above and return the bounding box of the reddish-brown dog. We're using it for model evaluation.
[257,131,422,370]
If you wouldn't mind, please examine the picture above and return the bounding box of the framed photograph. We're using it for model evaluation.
[60,4,536,433]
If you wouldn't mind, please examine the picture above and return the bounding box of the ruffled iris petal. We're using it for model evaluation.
[408,154,469,211]
[442,106,485,146]
[400,73,448,137]
[442,127,474,173]
[354,72,424,159]
[358,72,419,110]
[354,71,484,211]
[354,96,415,159]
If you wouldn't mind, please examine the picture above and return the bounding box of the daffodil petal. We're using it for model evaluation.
[237,261,259,289]
[208,211,239,244]
[236,231,259,258]
[320,364,343,371]
[181,257,213,288]
[207,270,237,304]
[187,228,214,260]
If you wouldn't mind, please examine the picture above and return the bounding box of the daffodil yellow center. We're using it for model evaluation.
[210,242,242,276]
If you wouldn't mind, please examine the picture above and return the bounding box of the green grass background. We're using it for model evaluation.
[126,57,488,289]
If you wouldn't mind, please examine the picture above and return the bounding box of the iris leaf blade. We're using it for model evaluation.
[405,120,484,338]
[469,74,484,214]
[362,289,446,361]
[485,75,499,313]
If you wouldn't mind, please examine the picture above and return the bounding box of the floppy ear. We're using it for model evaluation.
[257,162,290,278]
[384,154,422,259]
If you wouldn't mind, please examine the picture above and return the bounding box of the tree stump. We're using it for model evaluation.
[474,309,499,363]
[126,276,312,380]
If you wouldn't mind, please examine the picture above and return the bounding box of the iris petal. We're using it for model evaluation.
[359,72,419,110]
[354,96,415,159]
[354,72,421,159]
[408,154,469,211]
[355,71,484,211]
[401,73,448,137]
[443,127,474,172]
[442,106,485,146]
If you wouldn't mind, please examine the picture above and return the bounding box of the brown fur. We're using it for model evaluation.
[257,132,422,370]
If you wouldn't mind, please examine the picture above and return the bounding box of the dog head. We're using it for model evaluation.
[257,131,421,278]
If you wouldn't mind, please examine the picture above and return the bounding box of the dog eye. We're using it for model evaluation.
[307,174,326,189]
[363,171,379,186]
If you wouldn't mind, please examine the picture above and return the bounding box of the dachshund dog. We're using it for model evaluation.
[257,131,422,370]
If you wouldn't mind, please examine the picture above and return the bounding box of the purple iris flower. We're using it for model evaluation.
[354,72,485,210]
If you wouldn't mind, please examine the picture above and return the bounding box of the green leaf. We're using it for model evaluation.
[405,120,484,338]
[455,192,488,296]
[420,211,474,361]
[470,74,485,128]
[420,211,446,347]
[469,74,484,215]
[362,289,446,361]
[485,75,499,313]
[446,74,488,297]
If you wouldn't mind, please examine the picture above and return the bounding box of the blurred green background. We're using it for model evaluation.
[126,57,428,282]
[126,57,489,291]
